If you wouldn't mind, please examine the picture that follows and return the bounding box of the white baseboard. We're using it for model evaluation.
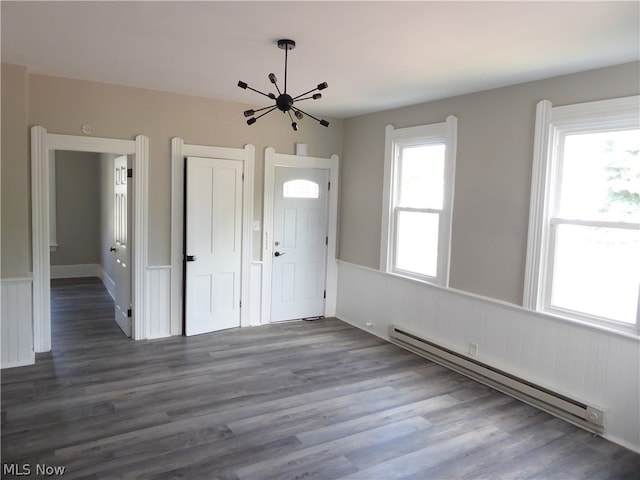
[50,263,101,279]
[99,268,116,300]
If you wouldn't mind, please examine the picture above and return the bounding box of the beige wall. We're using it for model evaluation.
[339,61,640,305]
[1,64,30,277]
[1,66,344,276]
[50,150,101,266]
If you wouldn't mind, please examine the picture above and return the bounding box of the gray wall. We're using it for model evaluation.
[50,150,101,266]
[339,61,640,305]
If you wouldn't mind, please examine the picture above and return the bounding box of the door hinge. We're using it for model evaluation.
[239,300,242,308]
[127,308,132,317]
[242,173,245,181]
[328,181,331,191]
[127,168,133,178]
[323,290,326,299]
[325,236,328,245]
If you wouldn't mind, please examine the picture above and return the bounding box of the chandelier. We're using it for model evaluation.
[238,39,329,131]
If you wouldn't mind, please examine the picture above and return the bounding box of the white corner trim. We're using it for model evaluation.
[380,124,395,272]
[523,100,553,311]
[170,137,185,336]
[133,134,149,340]
[31,126,51,353]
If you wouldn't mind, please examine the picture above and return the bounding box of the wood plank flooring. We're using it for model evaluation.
[2,277,638,479]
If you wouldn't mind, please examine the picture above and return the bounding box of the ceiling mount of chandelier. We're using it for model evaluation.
[238,39,329,131]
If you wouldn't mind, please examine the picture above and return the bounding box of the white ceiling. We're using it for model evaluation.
[2,1,638,118]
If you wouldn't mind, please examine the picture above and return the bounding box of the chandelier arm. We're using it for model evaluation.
[269,74,282,96]
[293,95,319,102]
[287,110,299,131]
[251,104,279,115]
[291,87,319,101]
[244,84,276,100]
[253,105,279,121]
[291,105,325,124]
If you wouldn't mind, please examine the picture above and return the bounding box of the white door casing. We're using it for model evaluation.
[262,148,339,324]
[185,157,243,335]
[30,127,148,351]
[271,167,329,321]
[170,139,255,334]
[112,155,132,337]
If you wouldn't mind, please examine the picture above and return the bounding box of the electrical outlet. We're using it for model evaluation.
[468,343,478,357]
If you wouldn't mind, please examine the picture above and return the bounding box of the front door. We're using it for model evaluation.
[113,155,132,337]
[271,167,329,321]
[185,156,243,335]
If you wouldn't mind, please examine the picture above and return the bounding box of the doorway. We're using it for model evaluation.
[271,167,330,321]
[262,148,340,324]
[30,127,149,352]
[49,150,132,338]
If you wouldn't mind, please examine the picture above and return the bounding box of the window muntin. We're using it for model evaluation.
[381,117,457,286]
[526,96,640,334]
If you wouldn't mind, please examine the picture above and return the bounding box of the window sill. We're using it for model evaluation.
[540,307,639,340]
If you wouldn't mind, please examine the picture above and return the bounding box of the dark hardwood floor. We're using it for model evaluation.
[2,277,638,479]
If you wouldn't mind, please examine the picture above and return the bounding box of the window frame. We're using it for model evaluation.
[524,96,640,334]
[380,116,457,286]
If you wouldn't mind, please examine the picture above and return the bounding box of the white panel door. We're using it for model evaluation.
[185,156,243,335]
[113,155,132,337]
[271,167,329,321]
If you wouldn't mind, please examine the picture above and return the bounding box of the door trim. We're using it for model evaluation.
[171,138,255,334]
[30,126,149,351]
[262,147,339,324]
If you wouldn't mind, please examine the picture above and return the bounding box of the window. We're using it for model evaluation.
[283,179,319,199]
[525,96,640,334]
[381,116,457,285]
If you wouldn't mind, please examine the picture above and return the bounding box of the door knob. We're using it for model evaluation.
[109,247,117,252]
[274,251,286,257]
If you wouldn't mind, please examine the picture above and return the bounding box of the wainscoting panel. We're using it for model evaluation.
[250,262,262,326]
[1,278,35,368]
[145,266,171,339]
[336,261,640,453]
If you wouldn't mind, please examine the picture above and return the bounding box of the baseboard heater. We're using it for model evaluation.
[388,325,604,434]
